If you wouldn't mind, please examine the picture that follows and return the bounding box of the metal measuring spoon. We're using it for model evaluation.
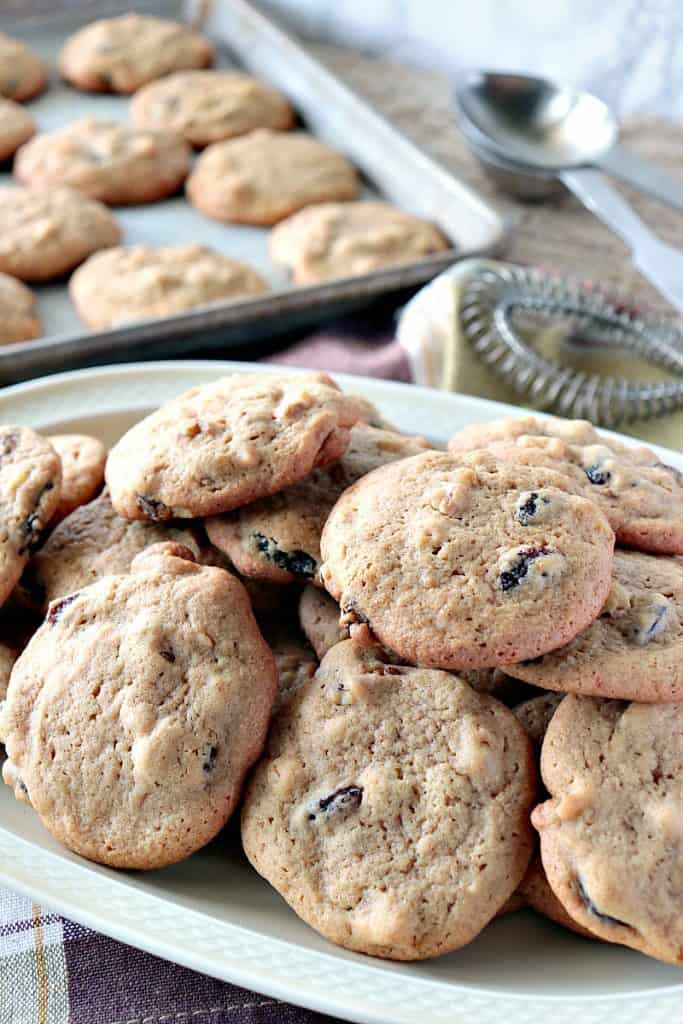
[454,70,683,210]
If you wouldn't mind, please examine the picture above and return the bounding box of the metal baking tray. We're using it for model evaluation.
[0,0,505,383]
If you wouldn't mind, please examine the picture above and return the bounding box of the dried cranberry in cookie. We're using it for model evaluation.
[242,640,536,960]
[106,373,363,521]
[320,450,614,669]
[1,557,276,869]
[532,695,683,964]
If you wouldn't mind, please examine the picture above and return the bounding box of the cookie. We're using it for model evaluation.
[70,244,267,329]
[0,98,34,160]
[0,427,61,610]
[0,187,121,282]
[270,201,449,285]
[59,14,213,93]
[299,585,349,658]
[320,450,615,669]
[47,434,107,523]
[0,605,42,701]
[206,424,431,584]
[509,550,683,702]
[14,119,192,205]
[0,33,47,101]
[187,129,359,226]
[0,273,41,343]
[449,415,683,554]
[258,614,318,711]
[241,640,536,960]
[1,550,277,869]
[21,489,202,613]
[131,70,294,147]
[106,372,362,521]
[532,695,683,964]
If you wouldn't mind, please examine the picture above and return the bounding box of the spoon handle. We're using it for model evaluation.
[600,144,683,213]
[560,168,683,316]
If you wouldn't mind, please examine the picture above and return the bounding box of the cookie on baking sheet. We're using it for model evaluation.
[70,244,267,329]
[270,201,449,285]
[187,129,359,226]
[299,585,349,659]
[131,70,295,147]
[0,273,40,343]
[320,450,615,669]
[47,434,107,523]
[14,119,192,205]
[0,427,61,610]
[206,423,432,584]
[1,551,276,869]
[106,372,362,521]
[509,550,683,702]
[532,695,683,964]
[21,489,202,613]
[449,415,683,554]
[59,14,213,93]
[0,187,121,282]
[0,33,47,101]
[242,640,536,959]
[0,98,34,161]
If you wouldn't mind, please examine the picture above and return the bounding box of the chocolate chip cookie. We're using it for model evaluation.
[0,98,34,161]
[449,415,683,554]
[131,70,294,147]
[0,273,41,343]
[242,640,536,959]
[206,424,431,584]
[14,119,192,205]
[270,201,448,284]
[320,450,615,669]
[0,187,121,282]
[533,695,683,963]
[186,129,359,226]
[0,426,61,609]
[47,433,107,523]
[106,372,362,521]
[1,550,276,869]
[510,550,683,702]
[59,14,213,93]
[0,32,47,101]
[70,244,267,329]
[22,489,201,612]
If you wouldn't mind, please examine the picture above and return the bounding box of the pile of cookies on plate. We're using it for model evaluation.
[0,370,681,967]
[0,14,447,341]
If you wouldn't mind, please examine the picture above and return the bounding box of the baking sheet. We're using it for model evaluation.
[0,0,505,382]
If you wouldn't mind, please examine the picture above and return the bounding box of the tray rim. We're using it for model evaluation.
[0,358,681,1024]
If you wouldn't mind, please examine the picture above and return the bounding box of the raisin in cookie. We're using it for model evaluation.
[47,434,107,523]
[509,550,683,702]
[270,201,448,285]
[15,119,191,206]
[131,70,294,147]
[0,427,61,609]
[320,450,615,669]
[21,489,201,612]
[0,33,47,101]
[0,98,34,161]
[0,273,41,344]
[242,640,536,960]
[206,424,431,584]
[449,415,683,554]
[59,14,213,94]
[1,551,276,869]
[0,187,121,282]
[187,130,359,226]
[106,372,362,521]
[532,695,683,964]
[70,244,267,329]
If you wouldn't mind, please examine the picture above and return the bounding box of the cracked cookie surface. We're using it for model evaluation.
[320,450,615,669]
[241,640,536,959]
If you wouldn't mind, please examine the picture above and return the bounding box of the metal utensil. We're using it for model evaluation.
[455,70,683,211]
